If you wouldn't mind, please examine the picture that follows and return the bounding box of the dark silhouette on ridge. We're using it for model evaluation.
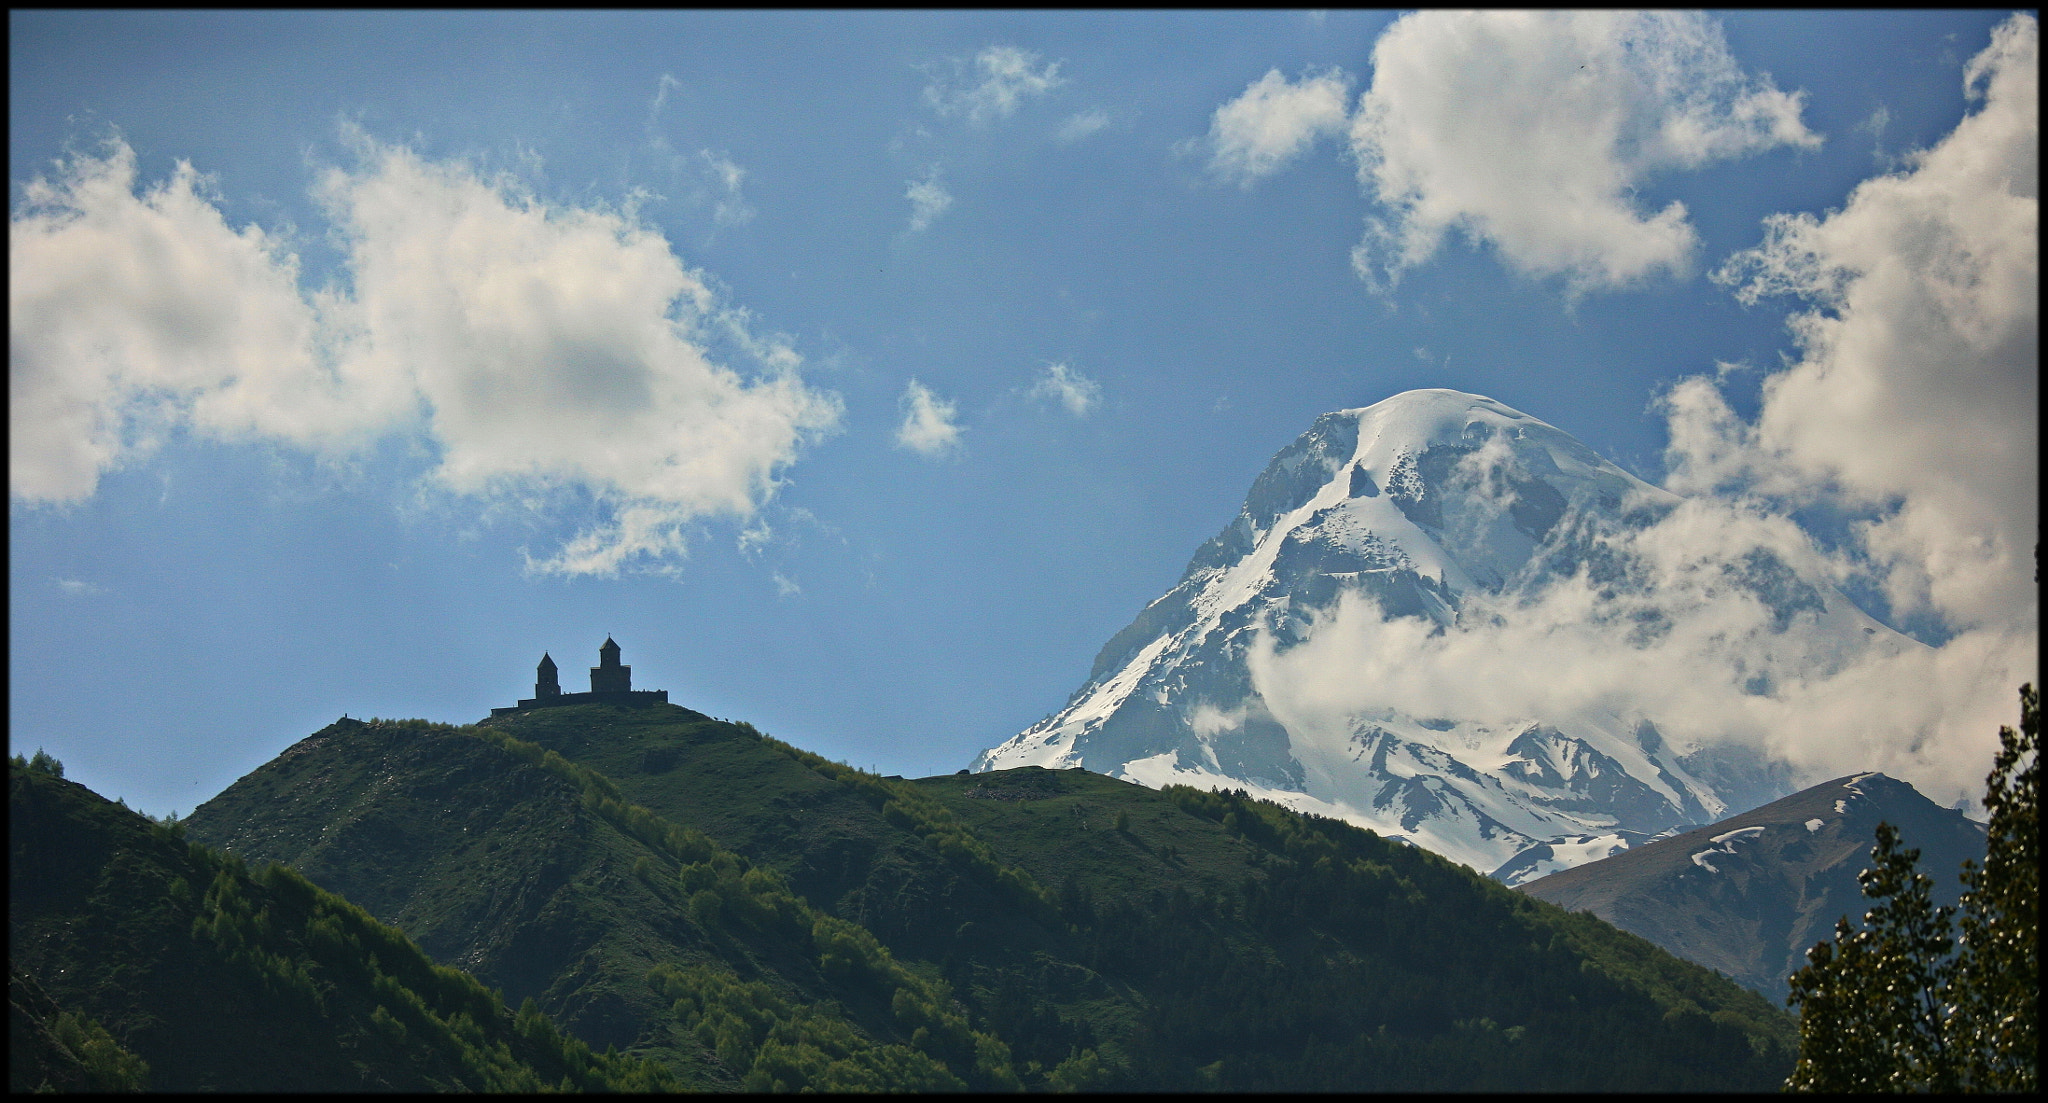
[490,638,667,716]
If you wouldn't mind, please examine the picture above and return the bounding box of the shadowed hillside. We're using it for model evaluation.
[1519,772,1989,1002]
[8,758,676,1092]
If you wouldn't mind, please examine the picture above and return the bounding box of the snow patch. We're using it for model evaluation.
[1691,825,1767,872]
[1502,833,1631,884]
[1805,817,1824,833]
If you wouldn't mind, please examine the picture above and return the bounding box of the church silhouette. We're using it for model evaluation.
[490,637,668,716]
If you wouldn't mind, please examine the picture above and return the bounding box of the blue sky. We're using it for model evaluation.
[10,10,2036,819]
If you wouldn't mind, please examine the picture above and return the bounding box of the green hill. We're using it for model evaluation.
[8,757,677,1092]
[183,714,1021,1091]
[183,702,1797,1090]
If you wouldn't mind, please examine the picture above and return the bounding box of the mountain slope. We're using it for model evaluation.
[8,759,675,1092]
[1517,772,1988,1002]
[10,968,150,1093]
[976,388,1910,875]
[188,702,1799,1090]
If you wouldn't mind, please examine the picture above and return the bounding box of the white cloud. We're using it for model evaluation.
[1029,361,1101,416]
[923,45,1064,124]
[1348,10,1818,294]
[1699,12,2037,636]
[642,74,689,178]
[1248,491,2029,814]
[9,130,842,578]
[894,378,963,457]
[1204,67,1353,187]
[650,73,683,120]
[737,517,773,556]
[9,139,397,501]
[53,578,107,597]
[322,133,840,576]
[641,75,755,229]
[905,170,953,232]
[698,149,754,227]
[1254,15,2040,814]
[1856,103,1895,166]
[1056,108,1111,143]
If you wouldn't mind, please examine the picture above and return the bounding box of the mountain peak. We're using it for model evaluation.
[1339,386,1537,433]
[977,387,1903,877]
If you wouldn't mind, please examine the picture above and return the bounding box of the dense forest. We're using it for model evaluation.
[9,754,676,1092]
[173,703,1795,1091]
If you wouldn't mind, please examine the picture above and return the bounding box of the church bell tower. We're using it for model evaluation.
[590,636,632,694]
[535,653,560,699]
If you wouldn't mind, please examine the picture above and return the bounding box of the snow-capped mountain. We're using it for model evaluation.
[974,389,1914,878]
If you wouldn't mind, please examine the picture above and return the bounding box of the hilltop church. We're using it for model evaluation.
[490,637,669,716]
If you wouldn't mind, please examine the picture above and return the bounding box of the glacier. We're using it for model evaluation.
[974,389,1916,880]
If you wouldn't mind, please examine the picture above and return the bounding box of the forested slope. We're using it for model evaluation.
[8,759,675,1092]
[187,703,1796,1090]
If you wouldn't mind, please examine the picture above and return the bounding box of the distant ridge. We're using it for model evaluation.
[1518,772,1987,1001]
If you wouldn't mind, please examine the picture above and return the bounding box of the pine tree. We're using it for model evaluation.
[1785,683,2038,1092]
[1951,682,2038,1092]
[26,748,65,778]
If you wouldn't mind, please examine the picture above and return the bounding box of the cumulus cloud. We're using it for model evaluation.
[905,170,953,232]
[894,379,963,457]
[1698,12,2037,636]
[923,45,1064,124]
[1203,67,1353,187]
[1248,18,2039,814]
[1029,361,1101,416]
[1348,10,1818,293]
[9,139,398,501]
[9,130,841,577]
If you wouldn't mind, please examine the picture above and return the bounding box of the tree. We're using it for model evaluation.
[1785,683,2038,1092]
[26,748,65,778]
[1951,682,2038,1092]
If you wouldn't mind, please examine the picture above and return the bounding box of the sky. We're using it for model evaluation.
[10,10,2036,821]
